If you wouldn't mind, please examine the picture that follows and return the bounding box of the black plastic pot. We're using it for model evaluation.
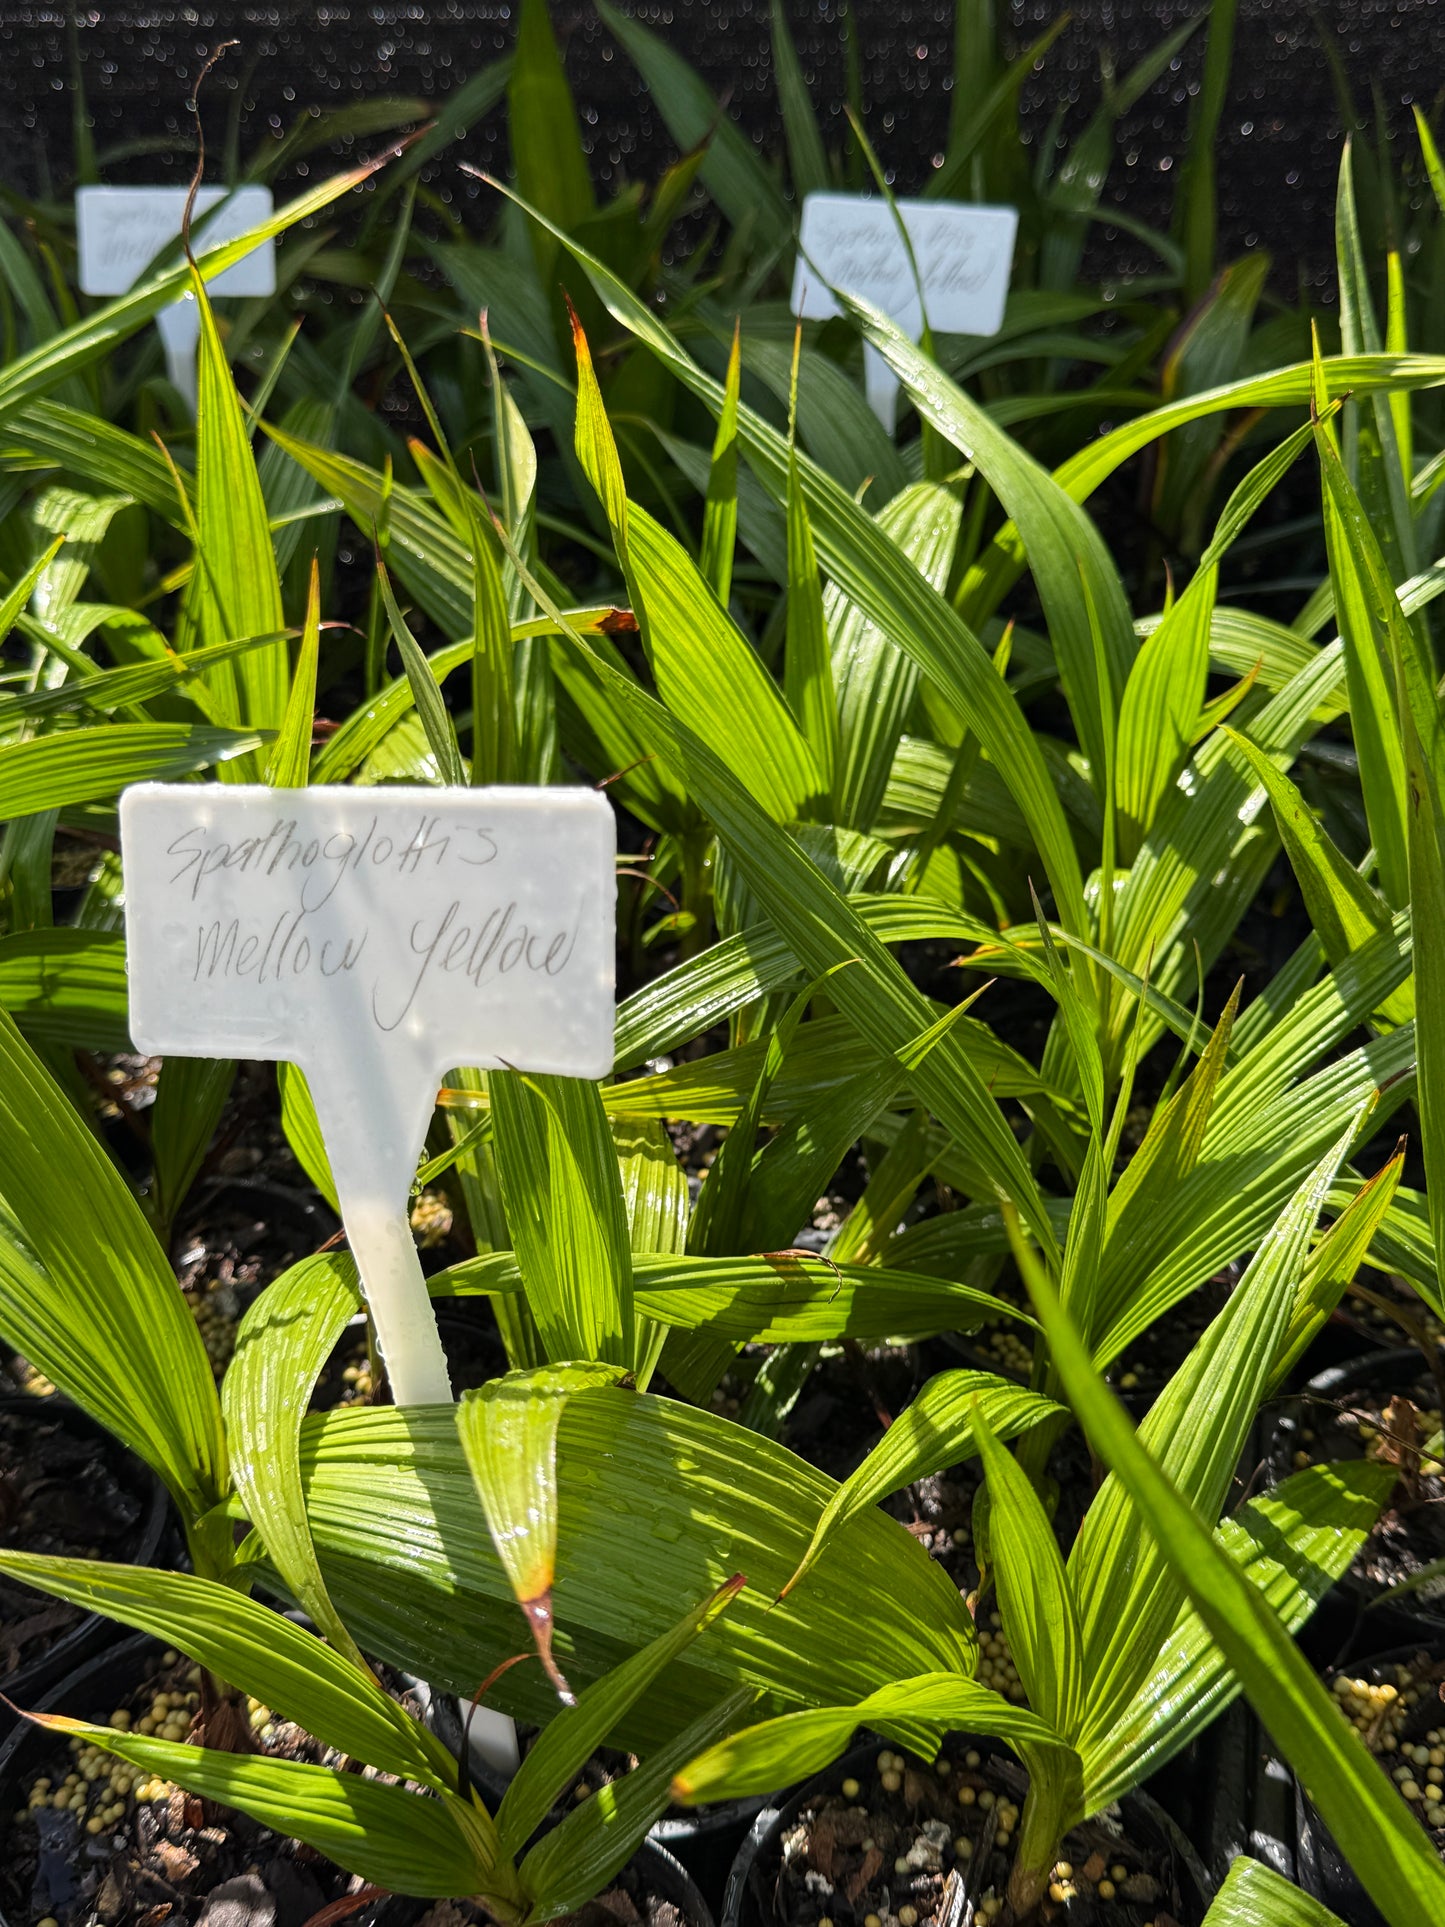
[721,1736,1213,1927]
[0,1396,169,1716]
[1266,1348,1445,1659]
[1294,1638,1445,1927]
[651,1794,773,1907]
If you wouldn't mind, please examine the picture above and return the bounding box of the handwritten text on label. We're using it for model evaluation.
[791,193,1018,338]
[121,786,615,1080]
[75,186,277,297]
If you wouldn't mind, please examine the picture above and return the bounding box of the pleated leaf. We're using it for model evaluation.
[671,1672,1080,1806]
[0,1553,455,1790]
[489,1072,634,1369]
[456,1363,630,1702]
[265,555,322,788]
[25,1716,506,1904]
[782,1371,1065,1597]
[1201,1858,1346,1926]
[223,1252,365,1664]
[1065,1117,1364,1756]
[190,267,287,749]
[0,723,263,818]
[294,1394,977,1730]
[1020,1231,1445,1927]
[974,1404,1085,1741]
[0,1013,227,1533]
[1083,1458,1395,1808]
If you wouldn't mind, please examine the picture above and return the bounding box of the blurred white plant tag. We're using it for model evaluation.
[120,784,615,1404]
[75,186,276,413]
[791,192,1018,427]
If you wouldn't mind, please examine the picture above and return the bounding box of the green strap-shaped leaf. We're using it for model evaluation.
[0,163,382,430]
[1202,1858,1346,1926]
[1068,1116,1364,1756]
[0,1552,455,1790]
[522,1689,755,1922]
[457,1363,630,1700]
[700,323,741,606]
[840,295,1136,798]
[671,1671,1080,1807]
[490,1072,635,1369]
[435,1247,1035,1348]
[0,1012,227,1540]
[1226,727,1401,996]
[688,977,817,1258]
[149,1055,237,1237]
[783,1371,1064,1598]
[1404,701,1445,1297]
[28,1712,510,1907]
[223,1252,365,1665]
[973,1405,1085,1743]
[0,928,129,1050]
[509,0,594,268]
[498,1575,745,1855]
[190,267,287,750]
[297,1392,977,1726]
[1313,387,1413,908]
[570,313,824,824]
[470,371,517,786]
[831,481,962,833]
[0,629,297,728]
[784,358,839,797]
[769,0,828,197]
[1013,1225,1445,1927]
[375,551,468,786]
[1117,414,1321,850]
[477,178,1087,934]
[593,0,791,256]
[480,518,1061,1258]
[1099,982,1239,1318]
[612,895,999,1067]
[0,534,65,647]
[1271,1148,1405,1390]
[0,723,264,818]
[1083,1459,1395,1808]
[276,1060,339,1213]
[266,555,321,787]
[961,353,1445,628]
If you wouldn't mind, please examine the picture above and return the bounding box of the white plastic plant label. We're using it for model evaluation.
[120,784,616,1406]
[76,185,276,413]
[791,192,1018,426]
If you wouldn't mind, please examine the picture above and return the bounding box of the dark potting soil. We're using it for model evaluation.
[0,1414,148,1680]
[781,1345,921,1485]
[754,1742,1191,1927]
[1278,1361,1445,1615]
[873,1426,1097,1614]
[0,1649,380,1927]
[1308,1650,1445,1882]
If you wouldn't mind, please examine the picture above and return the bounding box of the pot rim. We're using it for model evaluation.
[720,1732,1213,1927]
